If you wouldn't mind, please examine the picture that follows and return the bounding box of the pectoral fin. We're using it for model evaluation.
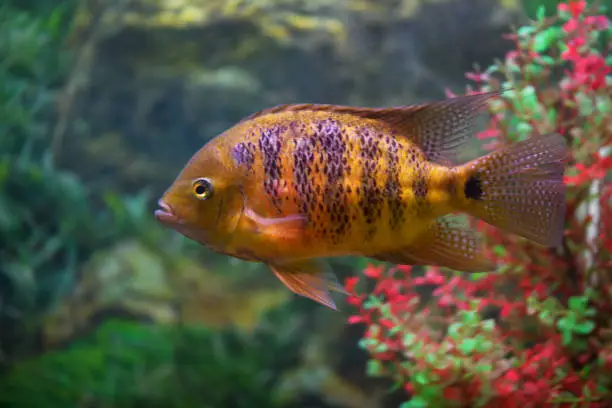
[373,216,496,272]
[268,259,347,310]
[243,206,307,242]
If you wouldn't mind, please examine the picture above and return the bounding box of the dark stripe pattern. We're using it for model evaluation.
[384,135,404,231]
[292,137,316,220]
[313,119,350,243]
[404,146,429,211]
[258,127,283,213]
[231,141,256,173]
[413,164,429,202]
[358,127,383,239]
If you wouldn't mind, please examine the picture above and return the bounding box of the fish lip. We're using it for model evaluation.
[154,199,178,223]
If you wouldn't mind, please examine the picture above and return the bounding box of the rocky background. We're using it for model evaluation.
[57,0,524,195]
[1,0,598,407]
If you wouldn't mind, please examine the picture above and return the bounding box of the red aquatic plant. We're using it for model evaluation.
[346,1,612,406]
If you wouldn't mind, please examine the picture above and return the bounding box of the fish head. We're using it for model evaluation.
[155,140,244,247]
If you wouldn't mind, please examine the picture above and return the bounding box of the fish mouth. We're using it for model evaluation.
[154,199,178,224]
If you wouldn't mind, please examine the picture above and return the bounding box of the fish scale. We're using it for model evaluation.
[247,113,438,249]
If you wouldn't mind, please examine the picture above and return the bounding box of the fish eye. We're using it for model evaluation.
[192,178,213,200]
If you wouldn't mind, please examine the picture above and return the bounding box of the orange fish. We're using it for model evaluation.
[155,92,566,310]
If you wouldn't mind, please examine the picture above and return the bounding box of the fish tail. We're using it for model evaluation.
[453,133,567,247]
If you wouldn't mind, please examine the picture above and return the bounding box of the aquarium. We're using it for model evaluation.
[1,1,611,407]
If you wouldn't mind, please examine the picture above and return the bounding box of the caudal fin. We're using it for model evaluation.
[458,133,567,247]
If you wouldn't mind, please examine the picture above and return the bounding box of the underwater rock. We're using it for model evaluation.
[57,0,522,198]
[42,240,289,348]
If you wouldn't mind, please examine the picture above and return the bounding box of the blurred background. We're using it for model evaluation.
[0,0,608,407]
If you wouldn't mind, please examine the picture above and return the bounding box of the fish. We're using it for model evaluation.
[154,91,567,310]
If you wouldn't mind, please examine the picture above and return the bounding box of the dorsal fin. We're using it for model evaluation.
[241,91,504,165]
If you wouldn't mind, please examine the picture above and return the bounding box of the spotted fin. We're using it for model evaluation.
[268,259,348,310]
[372,216,495,272]
[459,133,567,248]
[240,91,503,165]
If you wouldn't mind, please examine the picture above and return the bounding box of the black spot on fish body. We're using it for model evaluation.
[408,150,418,165]
[465,174,483,200]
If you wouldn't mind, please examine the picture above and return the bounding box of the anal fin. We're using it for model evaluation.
[373,216,496,272]
[268,259,347,310]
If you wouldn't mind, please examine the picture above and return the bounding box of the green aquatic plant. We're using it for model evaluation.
[0,3,79,359]
[522,0,612,20]
[0,318,294,408]
[0,3,177,363]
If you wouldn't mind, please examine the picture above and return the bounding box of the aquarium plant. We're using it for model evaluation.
[346,1,612,406]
